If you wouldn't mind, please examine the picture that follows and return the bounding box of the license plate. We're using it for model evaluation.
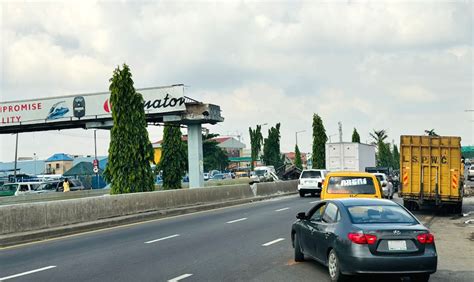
[388,240,407,251]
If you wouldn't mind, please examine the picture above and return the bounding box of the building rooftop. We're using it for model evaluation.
[46,153,74,162]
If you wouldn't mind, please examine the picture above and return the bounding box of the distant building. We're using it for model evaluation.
[284,152,308,167]
[45,153,74,174]
[153,135,246,164]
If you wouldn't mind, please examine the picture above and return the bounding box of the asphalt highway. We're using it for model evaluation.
[0,195,470,282]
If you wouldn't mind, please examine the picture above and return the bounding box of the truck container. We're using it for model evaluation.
[400,135,463,213]
[325,142,376,172]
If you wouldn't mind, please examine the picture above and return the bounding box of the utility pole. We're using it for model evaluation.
[338,121,343,143]
[94,130,99,189]
[13,133,19,181]
[295,130,306,146]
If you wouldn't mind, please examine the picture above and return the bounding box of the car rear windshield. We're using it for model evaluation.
[327,176,376,194]
[301,171,322,178]
[347,205,417,224]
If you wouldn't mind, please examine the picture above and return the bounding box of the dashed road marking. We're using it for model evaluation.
[310,200,319,204]
[168,273,193,282]
[275,207,290,212]
[226,217,248,224]
[145,234,180,244]
[262,238,285,247]
[0,266,57,281]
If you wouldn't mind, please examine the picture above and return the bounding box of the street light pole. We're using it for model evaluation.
[94,130,99,189]
[295,130,306,146]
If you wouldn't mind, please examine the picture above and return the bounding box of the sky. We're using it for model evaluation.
[0,0,473,161]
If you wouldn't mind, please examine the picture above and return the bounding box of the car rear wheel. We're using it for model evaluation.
[410,273,430,281]
[294,234,304,262]
[328,249,346,282]
[299,191,305,197]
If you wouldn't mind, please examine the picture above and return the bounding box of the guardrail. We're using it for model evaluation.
[0,180,297,236]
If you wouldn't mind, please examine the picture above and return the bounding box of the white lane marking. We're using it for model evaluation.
[275,207,290,212]
[168,273,193,282]
[145,234,180,244]
[226,217,247,224]
[262,238,285,247]
[0,266,57,281]
[310,200,319,204]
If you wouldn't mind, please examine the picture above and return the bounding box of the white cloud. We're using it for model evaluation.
[0,0,472,161]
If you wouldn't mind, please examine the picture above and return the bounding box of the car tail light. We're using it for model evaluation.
[417,233,434,244]
[348,232,377,245]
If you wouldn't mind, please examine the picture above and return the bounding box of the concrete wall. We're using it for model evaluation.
[0,181,297,235]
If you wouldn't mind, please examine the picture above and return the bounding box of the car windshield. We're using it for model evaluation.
[301,171,321,179]
[375,175,384,182]
[327,176,376,194]
[36,183,54,190]
[254,170,266,176]
[347,205,417,224]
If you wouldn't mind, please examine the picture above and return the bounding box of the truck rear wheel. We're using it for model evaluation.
[299,191,305,197]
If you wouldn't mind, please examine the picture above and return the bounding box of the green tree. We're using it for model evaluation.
[262,123,283,168]
[352,128,361,143]
[104,64,155,194]
[160,124,187,189]
[370,129,388,145]
[377,142,393,167]
[312,114,327,169]
[392,144,400,170]
[294,144,303,169]
[424,129,439,136]
[249,125,263,170]
[203,134,229,171]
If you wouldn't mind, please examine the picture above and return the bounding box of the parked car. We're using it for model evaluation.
[0,183,18,197]
[0,182,42,196]
[210,174,225,181]
[321,171,383,200]
[291,198,437,281]
[298,169,328,197]
[373,173,394,199]
[56,179,85,192]
[468,165,474,180]
[35,182,60,193]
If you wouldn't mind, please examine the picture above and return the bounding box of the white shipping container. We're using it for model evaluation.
[325,142,376,172]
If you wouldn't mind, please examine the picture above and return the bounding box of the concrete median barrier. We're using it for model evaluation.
[0,181,297,246]
[255,180,298,196]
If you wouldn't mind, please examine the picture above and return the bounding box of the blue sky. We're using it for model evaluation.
[0,0,472,161]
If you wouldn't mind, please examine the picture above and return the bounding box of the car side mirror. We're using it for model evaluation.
[296,212,307,220]
[382,181,387,187]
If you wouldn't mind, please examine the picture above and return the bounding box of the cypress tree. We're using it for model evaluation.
[262,123,283,169]
[377,142,393,167]
[160,124,187,189]
[352,128,361,143]
[294,144,303,169]
[104,64,155,194]
[249,125,263,170]
[392,144,400,170]
[312,114,327,169]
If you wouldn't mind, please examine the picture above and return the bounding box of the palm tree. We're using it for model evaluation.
[424,129,439,136]
[370,129,388,146]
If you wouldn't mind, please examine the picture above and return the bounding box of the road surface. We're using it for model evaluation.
[0,195,472,281]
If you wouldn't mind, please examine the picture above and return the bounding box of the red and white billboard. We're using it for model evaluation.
[0,85,185,127]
